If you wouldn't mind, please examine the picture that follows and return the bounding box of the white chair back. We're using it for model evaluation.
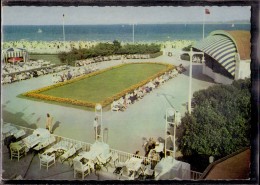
[74,160,83,170]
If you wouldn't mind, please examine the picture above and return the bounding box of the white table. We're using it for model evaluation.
[23,134,41,148]
[33,135,56,151]
[154,157,190,180]
[2,125,17,134]
[22,128,51,149]
[74,141,109,163]
[125,157,143,172]
[90,141,109,155]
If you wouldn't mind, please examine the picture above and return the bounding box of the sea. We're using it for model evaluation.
[3,24,250,42]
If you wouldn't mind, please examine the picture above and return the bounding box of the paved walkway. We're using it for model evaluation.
[2,54,215,156]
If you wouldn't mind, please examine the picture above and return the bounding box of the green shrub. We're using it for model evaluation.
[150,51,163,58]
[180,54,190,61]
[58,41,161,65]
[178,78,251,158]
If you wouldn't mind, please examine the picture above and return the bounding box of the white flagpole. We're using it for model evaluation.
[203,9,205,40]
[132,23,135,43]
[62,14,66,51]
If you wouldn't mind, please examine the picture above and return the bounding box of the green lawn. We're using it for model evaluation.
[40,63,167,103]
[29,54,62,65]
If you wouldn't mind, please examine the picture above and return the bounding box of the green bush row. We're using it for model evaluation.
[150,51,163,58]
[58,40,161,65]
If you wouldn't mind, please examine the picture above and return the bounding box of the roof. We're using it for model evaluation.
[193,30,251,77]
[201,148,251,180]
[210,30,251,60]
[2,47,27,58]
[193,34,237,77]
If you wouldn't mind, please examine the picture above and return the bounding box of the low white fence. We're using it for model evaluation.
[190,170,203,180]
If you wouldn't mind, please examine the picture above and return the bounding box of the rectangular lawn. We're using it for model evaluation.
[39,63,167,103]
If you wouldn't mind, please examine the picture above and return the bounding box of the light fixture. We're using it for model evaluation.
[95,103,102,110]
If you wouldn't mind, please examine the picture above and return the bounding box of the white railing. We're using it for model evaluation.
[52,134,92,152]
[109,148,155,164]
[190,170,203,180]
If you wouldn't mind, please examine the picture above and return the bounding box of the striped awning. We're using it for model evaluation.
[2,48,28,62]
[193,35,237,77]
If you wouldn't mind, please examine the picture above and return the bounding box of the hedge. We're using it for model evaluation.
[23,62,174,108]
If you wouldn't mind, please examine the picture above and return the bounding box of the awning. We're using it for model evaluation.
[2,47,28,63]
[193,35,237,77]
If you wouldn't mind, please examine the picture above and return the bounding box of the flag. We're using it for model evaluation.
[205,8,210,14]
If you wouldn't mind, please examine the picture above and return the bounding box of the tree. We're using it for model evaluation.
[113,40,121,54]
[178,78,251,158]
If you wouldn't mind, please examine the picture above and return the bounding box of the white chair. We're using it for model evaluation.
[60,147,76,164]
[38,153,56,171]
[96,153,112,171]
[144,164,154,179]
[73,160,90,179]
[87,161,95,173]
[10,142,26,161]
[109,152,119,167]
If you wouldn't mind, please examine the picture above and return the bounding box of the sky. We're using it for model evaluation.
[2,6,251,25]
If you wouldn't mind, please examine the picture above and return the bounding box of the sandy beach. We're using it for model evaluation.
[2,40,195,54]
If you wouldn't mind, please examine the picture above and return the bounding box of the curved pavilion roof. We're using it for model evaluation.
[193,30,251,77]
[210,30,251,60]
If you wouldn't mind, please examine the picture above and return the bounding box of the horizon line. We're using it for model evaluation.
[3,22,251,26]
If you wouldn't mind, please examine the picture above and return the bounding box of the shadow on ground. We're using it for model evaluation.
[182,65,215,83]
[52,121,61,133]
[2,110,37,129]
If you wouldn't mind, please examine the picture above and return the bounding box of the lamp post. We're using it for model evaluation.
[165,108,181,160]
[181,47,205,114]
[95,103,103,142]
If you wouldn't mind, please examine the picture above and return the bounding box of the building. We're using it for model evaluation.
[200,148,251,180]
[193,30,251,84]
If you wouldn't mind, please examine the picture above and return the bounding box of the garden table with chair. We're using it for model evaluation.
[2,124,26,140]
[125,157,143,179]
[22,128,52,149]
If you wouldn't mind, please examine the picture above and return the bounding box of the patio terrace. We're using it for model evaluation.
[1,123,202,182]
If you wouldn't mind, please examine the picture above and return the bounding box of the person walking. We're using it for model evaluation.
[93,116,100,140]
[46,113,53,134]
